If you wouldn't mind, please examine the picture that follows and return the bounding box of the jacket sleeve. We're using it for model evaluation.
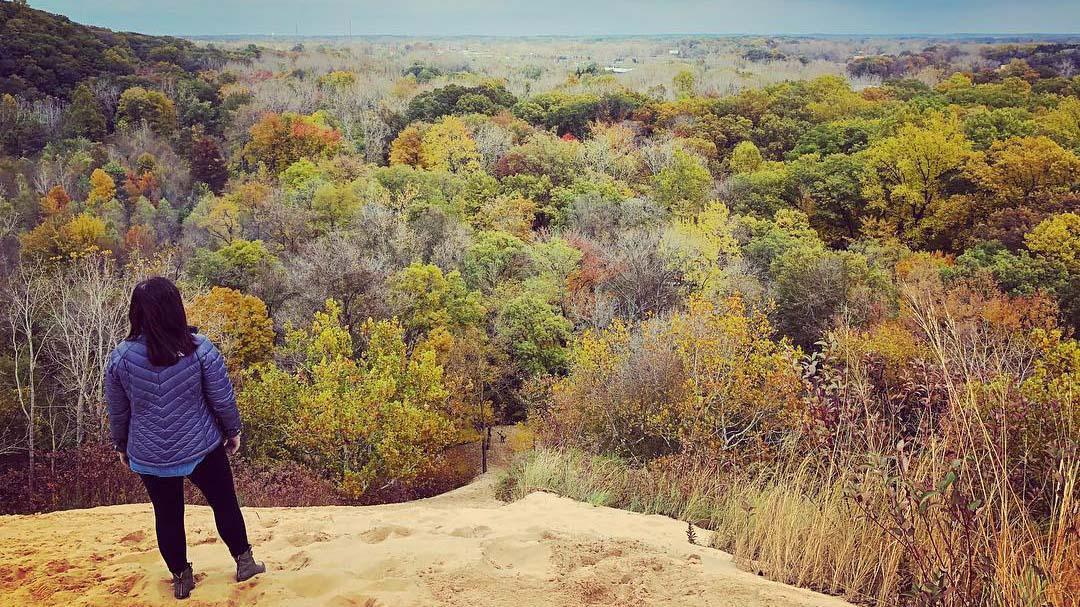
[198,338,242,437]
[104,352,131,452]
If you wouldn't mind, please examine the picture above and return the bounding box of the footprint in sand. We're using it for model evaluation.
[360,525,412,544]
[353,557,403,580]
[481,537,553,573]
[449,525,492,539]
[106,572,144,595]
[118,530,146,545]
[285,531,333,547]
[284,550,312,571]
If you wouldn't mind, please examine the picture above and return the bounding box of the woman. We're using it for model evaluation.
[105,277,265,600]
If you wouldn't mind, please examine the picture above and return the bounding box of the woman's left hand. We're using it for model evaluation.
[118,451,129,467]
[225,434,241,455]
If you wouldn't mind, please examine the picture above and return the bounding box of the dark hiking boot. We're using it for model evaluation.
[172,563,195,599]
[234,548,266,582]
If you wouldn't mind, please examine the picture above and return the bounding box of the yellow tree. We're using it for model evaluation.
[728,140,764,174]
[386,262,486,339]
[862,113,975,248]
[187,182,270,245]
[661,201,740,295]
[549,295,802,459]
[1026,212,1080,274]
[419,116,480,173]
[239,301,455,496]
[319,70,357,89]
[1037,97,1080,152]
[971,135,1080,210]
[20,213,110,261]
[473,194,537,239]
[86,168,116,209]
[116,87,177,136]
[187,287,275,373]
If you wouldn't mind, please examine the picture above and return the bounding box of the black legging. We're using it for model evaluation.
[139,446,250,574]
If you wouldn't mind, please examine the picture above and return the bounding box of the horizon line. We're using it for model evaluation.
[178,32,1080,39]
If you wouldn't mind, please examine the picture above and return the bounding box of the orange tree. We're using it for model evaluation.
[243,111,343,173]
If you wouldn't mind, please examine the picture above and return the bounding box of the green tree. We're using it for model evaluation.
[116,86,178,135]
[524,237,584,302]
[387,263,486,339]
[962,107,1034,150]
[463,230,528,292]
[673,69,696,99]
[64,84,106,140]
[189,239,281,292]
[653,148,713,215]
[789,152,868,245]
[771,245,882,348]
[495,294,573,376]
[310,182,361,232]
[728,140,764,174]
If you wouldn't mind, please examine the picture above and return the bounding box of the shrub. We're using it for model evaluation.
[543,295,803,460]
[238,300,456,498]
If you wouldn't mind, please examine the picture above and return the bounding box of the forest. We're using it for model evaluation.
[0,1,1078,605]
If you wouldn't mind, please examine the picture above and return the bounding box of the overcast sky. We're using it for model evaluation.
[32,0,1080,36]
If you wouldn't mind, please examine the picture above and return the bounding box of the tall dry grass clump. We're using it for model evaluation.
[507,256,1078,606]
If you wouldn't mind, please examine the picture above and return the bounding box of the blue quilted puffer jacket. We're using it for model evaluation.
[105,332,242,469]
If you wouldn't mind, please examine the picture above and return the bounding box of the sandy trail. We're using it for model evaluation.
[0,466,854,607]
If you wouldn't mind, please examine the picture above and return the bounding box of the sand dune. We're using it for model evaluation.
[0,474,854,607]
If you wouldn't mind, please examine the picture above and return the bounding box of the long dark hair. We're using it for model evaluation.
[126,277,197,367]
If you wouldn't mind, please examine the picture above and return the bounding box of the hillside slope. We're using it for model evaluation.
[0,2,240,100]
[0,473,855,607]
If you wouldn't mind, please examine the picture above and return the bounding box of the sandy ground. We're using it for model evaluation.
[0,472,855,607]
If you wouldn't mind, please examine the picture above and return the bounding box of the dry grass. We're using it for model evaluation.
[501,447,898,604]
[502,439,1077,606]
